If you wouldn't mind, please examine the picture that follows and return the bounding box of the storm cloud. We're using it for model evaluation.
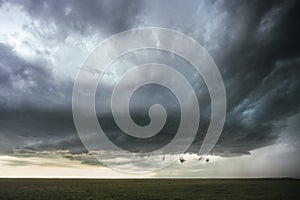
[0,0,299,168]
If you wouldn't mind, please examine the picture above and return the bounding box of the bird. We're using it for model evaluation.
[179,157,186,163]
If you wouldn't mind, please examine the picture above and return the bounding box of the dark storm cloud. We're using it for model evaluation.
[211,0,300,154]
[0,43,83,154]
[136,0,300,155]
[103,0,300,155]
[0,0,299,159]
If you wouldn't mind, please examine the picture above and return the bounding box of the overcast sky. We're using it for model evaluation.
[0,0,299,177]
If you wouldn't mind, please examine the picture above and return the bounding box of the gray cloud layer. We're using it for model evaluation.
[0,0,299,160]
[14,0,142,37]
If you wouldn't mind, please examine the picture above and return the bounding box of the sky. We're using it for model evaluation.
[0,0,299,178]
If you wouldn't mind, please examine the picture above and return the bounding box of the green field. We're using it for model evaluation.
[0,178,299,200]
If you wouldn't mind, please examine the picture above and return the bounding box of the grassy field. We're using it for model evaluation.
[0,178,299,200]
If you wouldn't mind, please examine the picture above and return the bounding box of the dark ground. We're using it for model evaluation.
[0,178,299,200]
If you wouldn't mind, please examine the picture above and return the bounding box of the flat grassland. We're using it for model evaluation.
[0,178,299,200]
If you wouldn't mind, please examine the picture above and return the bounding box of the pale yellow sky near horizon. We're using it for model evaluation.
[1,142,299,178]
